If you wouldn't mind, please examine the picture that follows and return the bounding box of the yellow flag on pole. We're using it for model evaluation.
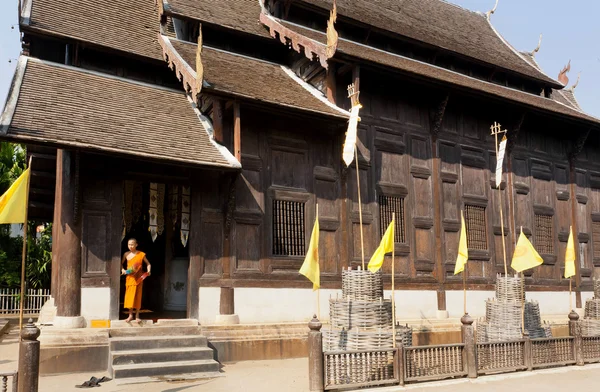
[0,168,30,224]
[564,226,576,279]
[299,216,320,290]
[368,220,394,273]
[454,211,469,275]
[511,230,543,272]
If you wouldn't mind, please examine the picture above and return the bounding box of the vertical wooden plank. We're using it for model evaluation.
[234,102,241,162]
[326,63,337,104]
[569,161,582,308]
[212,99,225,145]
[187,180,202,320]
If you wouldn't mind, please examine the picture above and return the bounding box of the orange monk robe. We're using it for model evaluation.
[124,252,146,309]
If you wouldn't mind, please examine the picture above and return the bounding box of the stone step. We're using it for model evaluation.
[112,347,214,365]
[111,359,220,379]
[110,335,207,351]
[109,325,202,338]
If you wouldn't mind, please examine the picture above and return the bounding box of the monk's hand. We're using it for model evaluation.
[121,269,126,275]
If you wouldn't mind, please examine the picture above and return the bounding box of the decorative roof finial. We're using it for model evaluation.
[326,0,338,59]
[195,30,203,93]
[558,60,571,86]
[531,34,542,57]
[486,0,499,20]
[569,72,581,92]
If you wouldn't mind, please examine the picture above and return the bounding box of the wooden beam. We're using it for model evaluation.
[234,102,241,162]
[326,62,337,105]
[352,65,360,94]
[212,99,225,144]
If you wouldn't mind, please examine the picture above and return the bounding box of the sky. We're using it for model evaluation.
[0,0,598,117]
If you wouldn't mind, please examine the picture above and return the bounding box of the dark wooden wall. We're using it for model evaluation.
[197,68,599,295]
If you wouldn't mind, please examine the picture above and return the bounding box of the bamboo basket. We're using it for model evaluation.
[323,327,412,351]
[329,299,393,330]
[495,274,525,304]
[581,319,600,336]
[594,279,600,298]
[485,300,522,326]
[341,269,383,301]
[585,298,600,320]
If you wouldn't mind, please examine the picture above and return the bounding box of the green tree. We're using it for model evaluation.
[0,142,52,290]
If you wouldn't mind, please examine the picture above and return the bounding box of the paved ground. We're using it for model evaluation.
[2,324,600,391]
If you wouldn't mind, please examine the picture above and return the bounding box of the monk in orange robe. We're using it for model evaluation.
[121,238,151,323]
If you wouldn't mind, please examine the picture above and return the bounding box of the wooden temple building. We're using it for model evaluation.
[2,0,600,372]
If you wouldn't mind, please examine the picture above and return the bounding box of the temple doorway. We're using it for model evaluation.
[118,182,190,321]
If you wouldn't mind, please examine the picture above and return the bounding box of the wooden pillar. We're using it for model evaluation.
[569,160,583,308]
[212,99,225,144]
[54,149,82,318]
[326,63,337,105]
[50,182,61,299]
[187,182,202,321]
[430,94,449,313]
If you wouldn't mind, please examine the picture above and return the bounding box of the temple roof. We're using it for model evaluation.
[20,0,163,60]
[159,36,349,119]
[277,21,599,126]
[162,0,269,38]
[520,51,583,112]
[0,57,240,169]
[299,0,562,88]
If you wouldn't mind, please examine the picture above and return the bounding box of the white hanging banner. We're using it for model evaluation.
[342,104,362,167]
[149,183,158,242]
[495,136,507,189]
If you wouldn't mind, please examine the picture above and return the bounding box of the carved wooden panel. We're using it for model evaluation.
[82,180,110,205]
[236,168,263,212]
[202,220,223,277]
[462,165,486,197]
[593,220,600,265]
[271,148,307,189]
[235,222,261,271]
[81,211,109,276]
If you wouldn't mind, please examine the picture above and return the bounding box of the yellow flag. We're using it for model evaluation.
[511,231,543,272]
[0,169,30,224]
[299,217,320,290]
[368,220,394,273]
[454,211,468,275]
[564,226,576,279]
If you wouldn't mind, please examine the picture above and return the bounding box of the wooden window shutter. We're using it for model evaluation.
[272,199,306,256]
[464,204,488,251]
[379,195,406,243]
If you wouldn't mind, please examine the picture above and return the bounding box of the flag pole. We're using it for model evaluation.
[316,203,320,320]
[492,123,508,276]
[355,144,365,269]
[569,278,573,311]
[18,156,32,332]
[391,212,396,348]
[463,267,467,315]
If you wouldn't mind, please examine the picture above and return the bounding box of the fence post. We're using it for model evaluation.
[395,340,405,386]
[569,310,584,366]
[523,331,532,371]
[17,319,40,392]
[308,315,324,392]
[461,314,477,378]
